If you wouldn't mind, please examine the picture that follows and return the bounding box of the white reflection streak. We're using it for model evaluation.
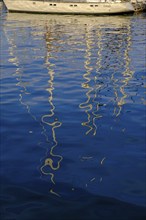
[92,29,103,135]
[79,26,96,135]
[40,32,63,196]
[4,24,60,191]
[5,27,51,143]
[100,157,106,165]
[113,24,134,117]
[80,25,103,136]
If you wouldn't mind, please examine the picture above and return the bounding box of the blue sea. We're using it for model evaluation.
[0,4,146,220]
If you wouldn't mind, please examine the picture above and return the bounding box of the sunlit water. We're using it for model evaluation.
[0,4,146,220]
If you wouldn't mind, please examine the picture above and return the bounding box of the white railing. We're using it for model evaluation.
[15,0,130,3]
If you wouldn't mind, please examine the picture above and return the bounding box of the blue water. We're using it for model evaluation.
[0,5,146,220]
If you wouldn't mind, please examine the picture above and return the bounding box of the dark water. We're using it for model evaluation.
[0,5,146,220]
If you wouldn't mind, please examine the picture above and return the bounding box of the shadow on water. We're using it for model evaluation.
[1,9,146,220]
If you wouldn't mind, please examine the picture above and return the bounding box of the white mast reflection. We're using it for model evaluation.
[79,25,103,136]
[40,25,63,197]
[4,19,63,197]
[113,24,134,118]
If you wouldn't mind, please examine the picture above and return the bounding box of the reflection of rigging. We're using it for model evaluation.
[79,26,103,136]
[40,27,63,196]
[113,24,134,117]
[4,14,142,199]
[5,29,38,123]
[5,23,63,197]
[79,21,134,131]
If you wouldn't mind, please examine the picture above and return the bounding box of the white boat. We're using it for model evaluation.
[3,0,135,14]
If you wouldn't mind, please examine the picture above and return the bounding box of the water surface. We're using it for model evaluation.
[0,6,146,220]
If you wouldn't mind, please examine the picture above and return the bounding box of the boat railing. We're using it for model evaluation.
[47,0,130,2]
[15,0,131,3]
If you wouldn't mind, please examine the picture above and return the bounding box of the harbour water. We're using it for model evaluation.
[0,5,146,220]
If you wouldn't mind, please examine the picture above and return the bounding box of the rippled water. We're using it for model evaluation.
[0,5,146,220]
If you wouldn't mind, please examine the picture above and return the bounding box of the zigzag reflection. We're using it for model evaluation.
[5,23,63,197]
[40,27,63,195]
[79,26,103,136]
[112,24,134,117]
[4,13,142,200]
[80,19,135,135]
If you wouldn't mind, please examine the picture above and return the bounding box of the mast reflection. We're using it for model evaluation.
[4,19,63,196]
[79,25,103,136]
[112,24,134,117]
[80,17,135,135]
[40,27,63,195]
[4,13,143,200]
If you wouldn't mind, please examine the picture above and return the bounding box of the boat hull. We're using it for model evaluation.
[3,0,134,14]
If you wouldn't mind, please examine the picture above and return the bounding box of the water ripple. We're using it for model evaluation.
[1,10,146,212]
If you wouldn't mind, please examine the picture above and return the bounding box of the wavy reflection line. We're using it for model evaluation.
[6,27,52,143]
[41,117,63,171]
[117,24,134,111]
[113,24,134,117]
[4,28,39,124]
[40,31,63,191]
[5,25,62,194]
[111,36,123,116]
[79,27,94,135]
[79,27,94,134]
[5,27,57,194]
[110,27,125,117]
[92,29,103,135]
[79,27,103,135]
